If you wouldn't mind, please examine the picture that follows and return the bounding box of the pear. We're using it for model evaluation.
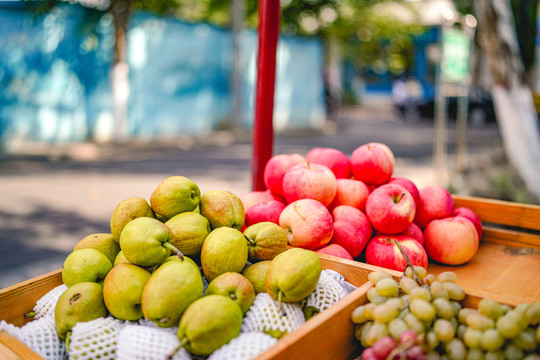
[74,233,120,264]
[165,212,211,256]
[206,272,255,315]
[266,248,322,306]
[141,258,204,328]
[62,248,113,287]
[200,227,248,282]
[55,282,107,341]
[200,190,245,229]
[243,222,288,262]
[150,176,201,219]
[110,196,155,241]
[113,250,130,266]
[173,295,243,356]
[103,263,151,321]
[242,260,272,294]
[119,217,183,267]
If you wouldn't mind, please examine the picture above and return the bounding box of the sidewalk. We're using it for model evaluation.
[0,108,505,288]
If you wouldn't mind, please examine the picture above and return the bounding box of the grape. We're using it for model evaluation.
[361,347,378,360]
[371,296,390,305]
[360,322,373,347]
[368,271,393,284]
[434,318,456,343]
[399,328,419,345]
[525,302,540,324]
[404,266,427,280]
[484,351,504,360]
[466,348,484,360]
[410,299,436,322]
[400,276,420,294]
[430,281,450,300]
[425,330,439,351]
[364,303,377,320]
[371,336,397,359]
[445,338,467,360]
[373,303,399,323]
[386,297,404,310]
[466,312,495,331]
[512,328,536,351]
[523,355,540,360]
[478,298,505,320]
[365,321,389,347]
[352,305,369,324]
[480,328,504,351]
[456,324,467,340]
[458,308,477,324]
[367,287,380,301]
[442,282,465,301]
[423,274,436,285]
[354,324,364,341]
[503,343,524,360]
[496,313,521,338]
[437,271,458,283]
[463,327,482,349]
[376,278,399,297]
[409,287,432,302]
[536,323,540,343]
[404,313,426,334]
[433,298,457,320]
[388,318,408,340]
[450,301,463,316]
[406,345,425,360]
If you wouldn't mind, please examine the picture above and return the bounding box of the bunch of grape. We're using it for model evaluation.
[351,267,540,360]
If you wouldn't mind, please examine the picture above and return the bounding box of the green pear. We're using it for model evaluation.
[200,190,245,229]
[241,260,272,294]
[113,250,130,266]
[74,233,120,264]
[206,272,255,315]
[174,295,243,356]
[55,282,107,341]
[119,217,183,267]
[141,258,204,327]
[200,227,248,282]
[102,263,151,321]
[62,248,113,287]
[165,212,211,256]
[150,176,201,219]
[265,248,322,305]
[110,196,155,241]
[243,222,288,262]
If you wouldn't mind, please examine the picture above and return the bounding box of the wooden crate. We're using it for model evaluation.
[1,195,539,360]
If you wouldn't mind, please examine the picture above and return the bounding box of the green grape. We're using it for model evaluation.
[386,297,404,310]
[410,287,432,302]
[503,343,524,360]
[430,281,450,300]
[359,321,373,347]
[398,307,410,319]
[354,323,365,341]
[371,296,390,305]
[525,301,540,324]
[364,320,389,347]
[501,305,512,314]
[459,308,477,324]
[400,294,411,308]
[523,355,540,360]
[434,318,456,343]
[368,271,392,284]
[442,282,466,301]
[480,328,505,352]
[535,323,540,343]
[496,313,521,338]
[466,312,495,331]
[437,271,458,283]
[367,287,380,301]
[478,298,505,320]
[351,305,369,324]
[512,328,536,351]
[426,330,440,350]
[463,327,483,349]
[484,351,504,360]
[466,348,485,360]
[376,278,399,297]
[404,313,425,334]
[426,351,442,360]
[404,266,427,280]
[373,303,399,323]
[388,318,408,340]
[513,303,530,316]
[457,324,467,339]
[433,298,457,320]
[423,274,436,285]
[445,338,467,360]
[410,298,436,321]
[451,301,463,315]
[400,276,419,294]
[363,303,377,320]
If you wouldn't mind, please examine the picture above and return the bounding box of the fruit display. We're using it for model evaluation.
[241,143,482,271]
[351,266,540,360]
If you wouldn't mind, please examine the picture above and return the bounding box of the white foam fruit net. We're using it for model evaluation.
[116,323,191,360]
[33,284,68,320]
[241,293,305,336]
[68,316,124,360]
[208,332,277,360]
[304,270,349,313]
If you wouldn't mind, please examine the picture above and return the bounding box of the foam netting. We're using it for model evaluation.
[68,316,124,360]
[33,284,68,320]
[241,293,305,336]
[321,269,357,294]
[304,270,349,313]
[207,332,277,360]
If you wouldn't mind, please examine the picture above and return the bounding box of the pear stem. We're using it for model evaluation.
[65,331,71,353]
[393,239,421,285]
[278,291,287,317]
[24,311,36,319]
[244,235,256,245]
[168,337,189,359]
[164,242,184,261]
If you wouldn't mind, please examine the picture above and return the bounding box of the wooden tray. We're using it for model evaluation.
[1,195,539,360]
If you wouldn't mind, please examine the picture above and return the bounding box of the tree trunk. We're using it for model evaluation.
[475,0,540,202]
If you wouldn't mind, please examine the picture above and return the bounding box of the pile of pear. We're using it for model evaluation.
[54,176,323,357]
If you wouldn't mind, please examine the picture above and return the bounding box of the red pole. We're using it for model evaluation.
[252,0,280,191]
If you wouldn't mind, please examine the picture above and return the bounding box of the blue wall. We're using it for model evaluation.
[0,3,326,148]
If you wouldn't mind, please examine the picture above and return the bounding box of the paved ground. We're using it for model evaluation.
[0,107,504,288]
